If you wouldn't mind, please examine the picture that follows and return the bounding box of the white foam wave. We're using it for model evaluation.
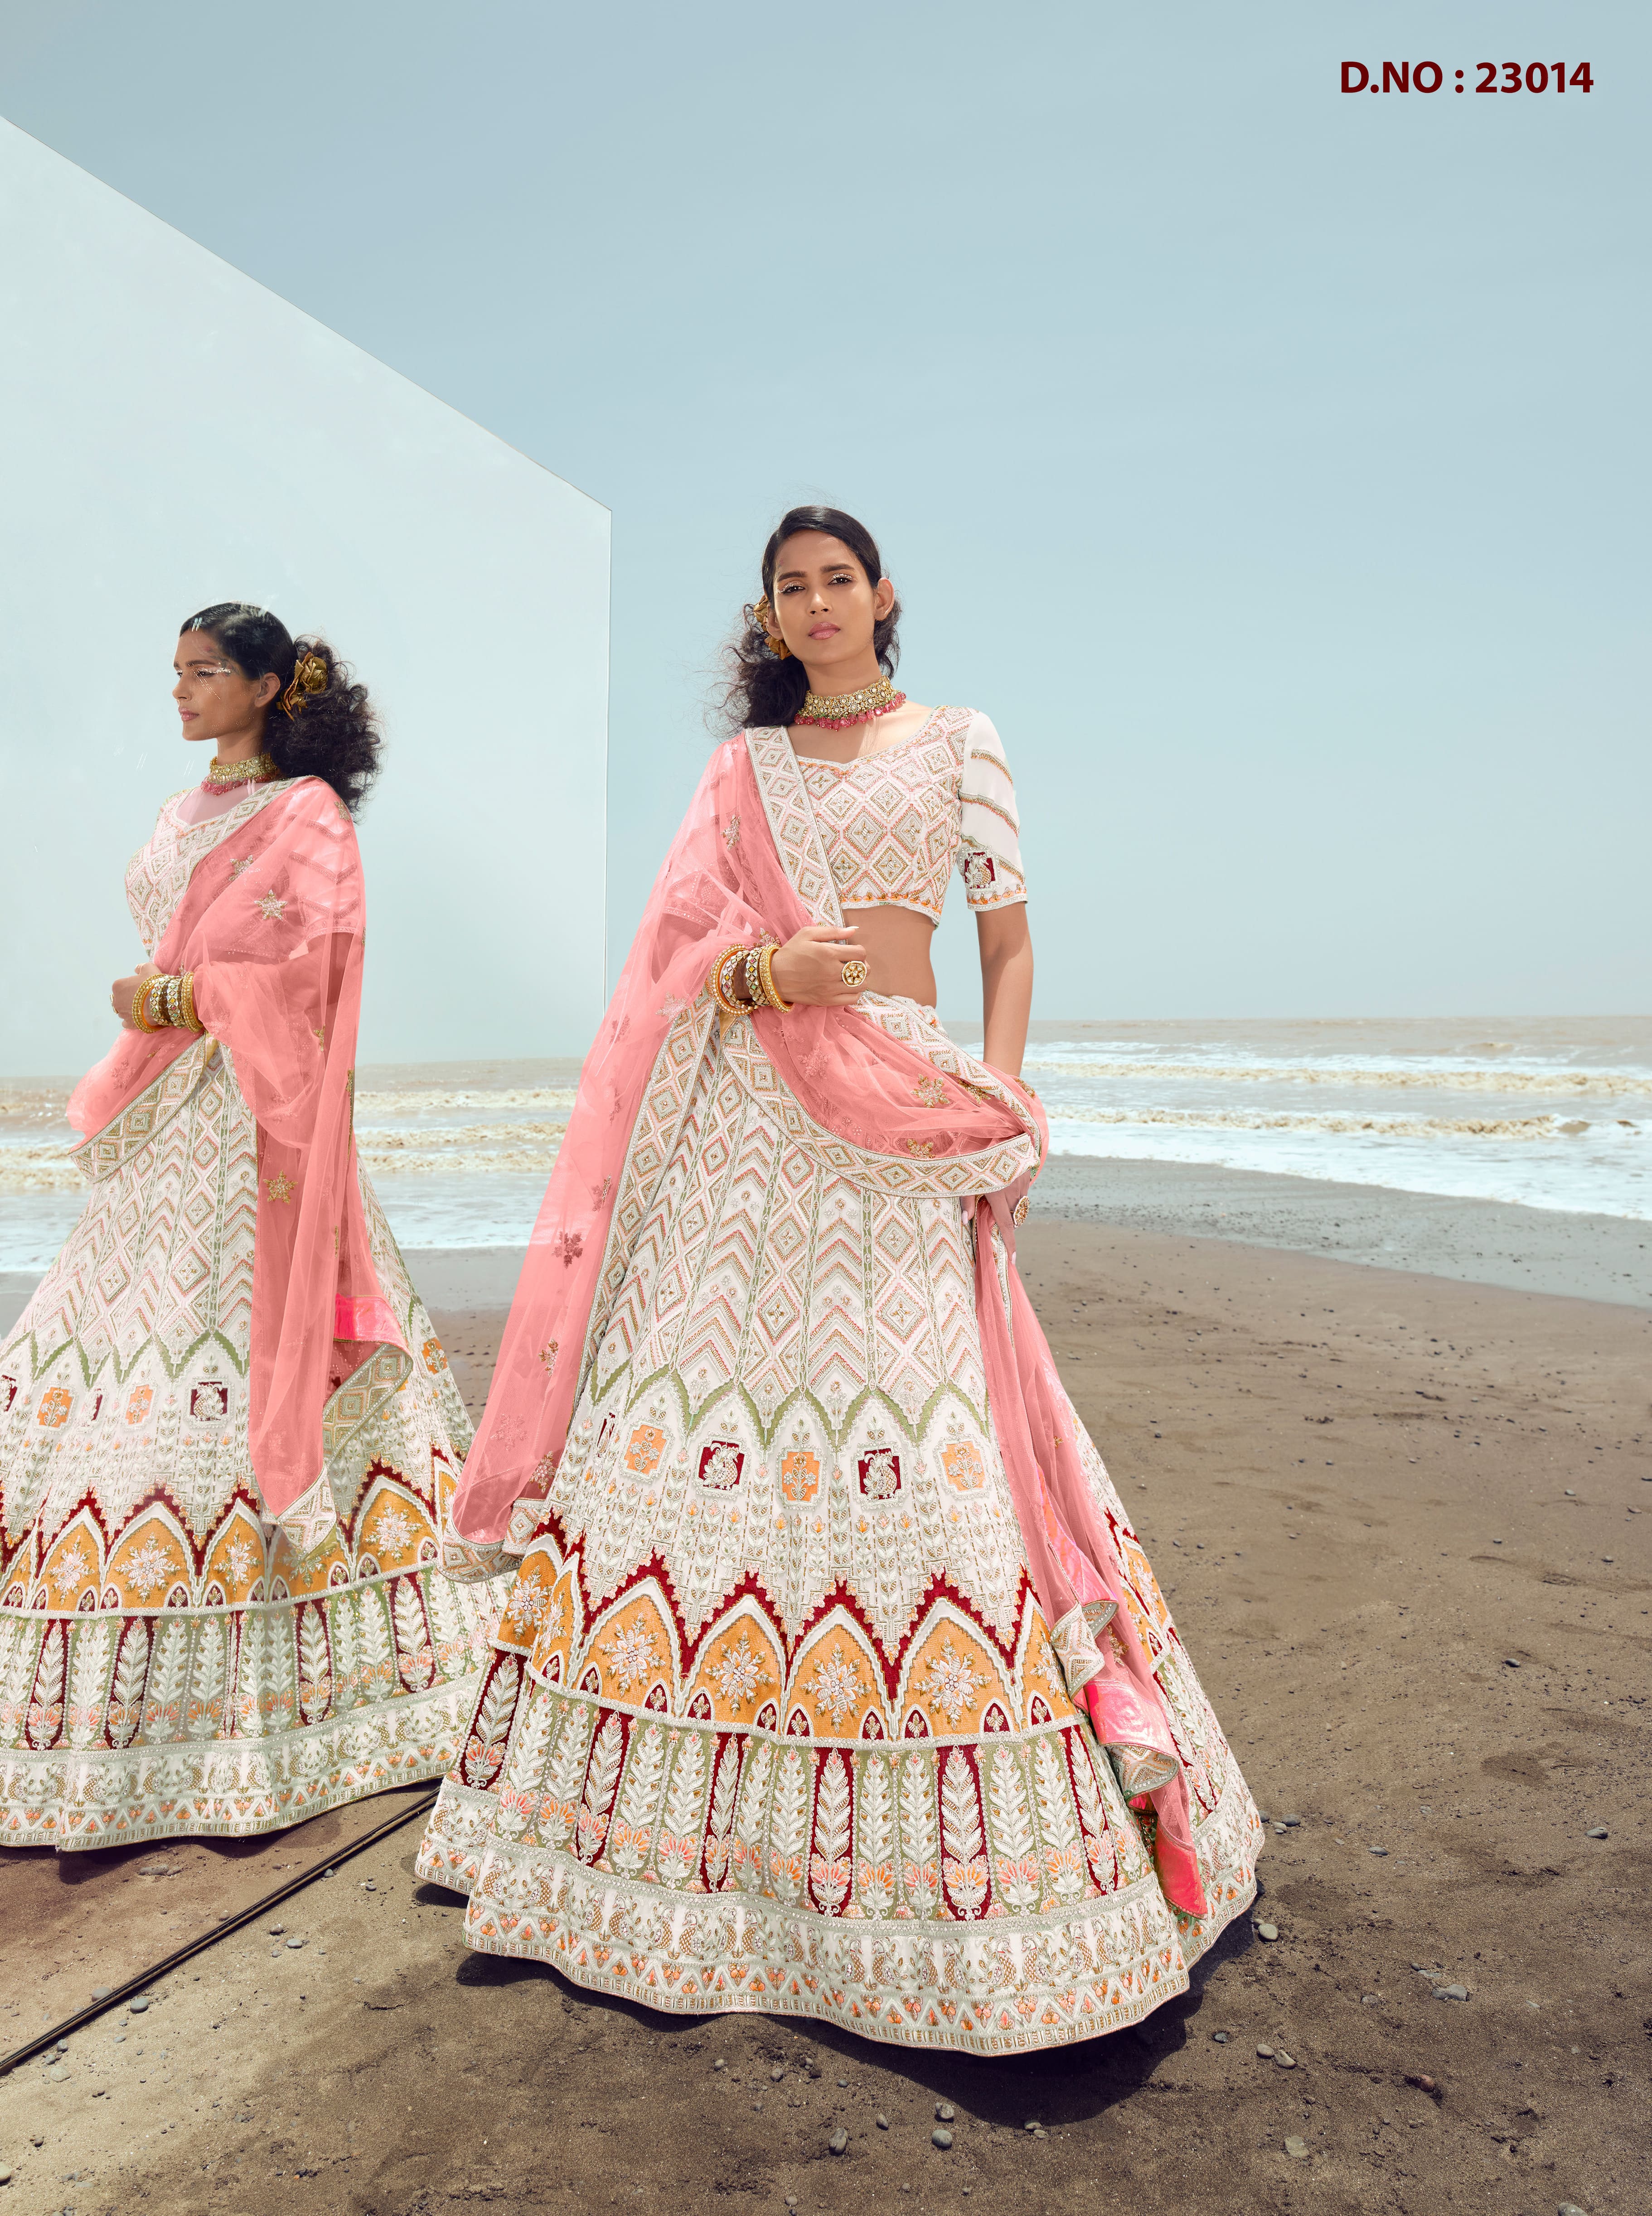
[1023,1058,1652,1098]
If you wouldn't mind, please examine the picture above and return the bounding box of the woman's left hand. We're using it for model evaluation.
[112,962,160,1028]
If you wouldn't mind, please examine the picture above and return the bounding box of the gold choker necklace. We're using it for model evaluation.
[794,678,907,731]
[203,754,279,790]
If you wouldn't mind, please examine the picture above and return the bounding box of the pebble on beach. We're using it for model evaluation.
[935,2103,954,2122]
[1284,2136,1309,2160]
[1255,1921,1279,1941]
[827,2128,848,2156]
[931,2129,954,2150]
[1584,1827,1608,1840]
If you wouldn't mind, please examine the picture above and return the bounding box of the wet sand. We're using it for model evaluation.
[1,1221,1647,2214]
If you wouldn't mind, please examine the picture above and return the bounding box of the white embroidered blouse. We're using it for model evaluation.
[790,704,1026,924]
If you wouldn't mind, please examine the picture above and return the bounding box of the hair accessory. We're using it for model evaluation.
[794,678,906,730]
[839,958,870,990]
[752,597,790,661]
[280,648,329,717]
[203,753,280,791]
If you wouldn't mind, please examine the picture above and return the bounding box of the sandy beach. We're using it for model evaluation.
[2,1199,1647,2214]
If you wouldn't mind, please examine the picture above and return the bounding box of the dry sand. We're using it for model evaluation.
[1,1220,1647,2215]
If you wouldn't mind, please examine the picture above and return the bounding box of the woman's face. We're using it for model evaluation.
[172,634,280,744]
[765,532,895,673]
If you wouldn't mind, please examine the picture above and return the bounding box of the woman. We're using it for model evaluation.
[422,511,1261,2050]
[0,604,503,1847]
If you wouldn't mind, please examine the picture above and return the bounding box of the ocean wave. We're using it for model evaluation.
[1024,1058,1651,1098]
[353,1085,577,1119]
[1051,1107,1641,1142]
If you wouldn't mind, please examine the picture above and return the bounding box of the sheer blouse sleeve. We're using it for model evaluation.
[957,710,1027,912]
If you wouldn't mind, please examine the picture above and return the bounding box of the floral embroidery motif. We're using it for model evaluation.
[600,1619,661,1693]
[48,1543,90,1600]
[809,1646,865,1726]
[710,1633,771,1708]
[723,813,741,849]
[539,1341,560,1376]
[255,890,286,921]
[914,1076,948,1108]
[230,858,254,878]
[374,1503,417,1555]
[941,1441,987,1492]
[922,1638,984,1725]
[37,1387,72,1429]
[266,1173,295,1204]
[226,1538,257,1587]
[553,1232,583,1267]
[906,1139,936,1159]
[624,1424,665,1474]
[591,1176,613,1208]
[126,1539,174,1600]
[780,1448,820,1502]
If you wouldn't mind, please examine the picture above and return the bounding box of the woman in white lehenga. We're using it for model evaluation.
[421,511,1261,2053]
[0,603,504,1848]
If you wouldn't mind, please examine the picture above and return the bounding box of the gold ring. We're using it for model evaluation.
[840,959,869,989]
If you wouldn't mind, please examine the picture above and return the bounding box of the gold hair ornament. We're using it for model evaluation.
[752,597,790,661]
[281,649,328,717]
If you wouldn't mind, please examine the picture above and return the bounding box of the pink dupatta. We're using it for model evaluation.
[68,777,397,1550]
[452,732,1206,1913]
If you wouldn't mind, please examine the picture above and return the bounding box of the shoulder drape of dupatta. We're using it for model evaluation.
[68,777,395,1549]
[453,730,1209,1916]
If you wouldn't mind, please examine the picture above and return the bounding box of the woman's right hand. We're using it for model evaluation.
[768,924,872,1007]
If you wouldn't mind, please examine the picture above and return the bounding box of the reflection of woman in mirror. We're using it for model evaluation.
[426,508,1261,2050]
[0,604,504,1848]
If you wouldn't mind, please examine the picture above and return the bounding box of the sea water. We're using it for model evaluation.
[2,1018,1647,1272]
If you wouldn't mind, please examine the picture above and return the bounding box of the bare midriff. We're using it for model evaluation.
[841,904,939,1009]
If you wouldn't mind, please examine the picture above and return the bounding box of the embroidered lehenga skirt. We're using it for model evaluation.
[0,1034,503,1847]
[418,997,1261,2052]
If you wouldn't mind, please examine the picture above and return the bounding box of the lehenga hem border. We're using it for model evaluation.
[0,1669,488,1851]
[414,1773,1261,2057]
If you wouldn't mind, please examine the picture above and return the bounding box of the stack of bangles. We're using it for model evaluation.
[132,971,205,1035]
[707,939,793,1018]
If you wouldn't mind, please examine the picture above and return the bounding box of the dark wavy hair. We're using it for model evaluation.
[719,505,902,732]
[181,602,383,814]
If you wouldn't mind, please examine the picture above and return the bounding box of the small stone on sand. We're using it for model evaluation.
[1212,2031,1228,2044]
[1584,1827,1608,1840]
[1276,2050,1296,2068]
[935,2103,954,2121]
[931,2129,953,2149]
[91,1987,111,1999]
[827,2127,848,2155]
[1436,1984,1469,2001]
[127,1998,148,2014]
[1284,2136,1308,2160]
[769,2066,784,2081]
[1255,1921,1279,1941]
[876,2114,889,2129]
[1255,2044,1274,2059]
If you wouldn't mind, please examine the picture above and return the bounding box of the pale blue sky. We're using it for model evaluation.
[2,0,1646,1022]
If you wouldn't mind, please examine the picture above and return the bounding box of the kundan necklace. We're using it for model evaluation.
[201,753,280,792]
[794,677,907,731]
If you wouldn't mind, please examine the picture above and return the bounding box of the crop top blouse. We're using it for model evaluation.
[790,703,1026,924]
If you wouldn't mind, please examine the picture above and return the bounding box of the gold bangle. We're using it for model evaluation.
[758,942,793,1011]
[131,978,153,1029]
[180,971,202,1033]
[134,976,166,1031]
[707,943,746,1018]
